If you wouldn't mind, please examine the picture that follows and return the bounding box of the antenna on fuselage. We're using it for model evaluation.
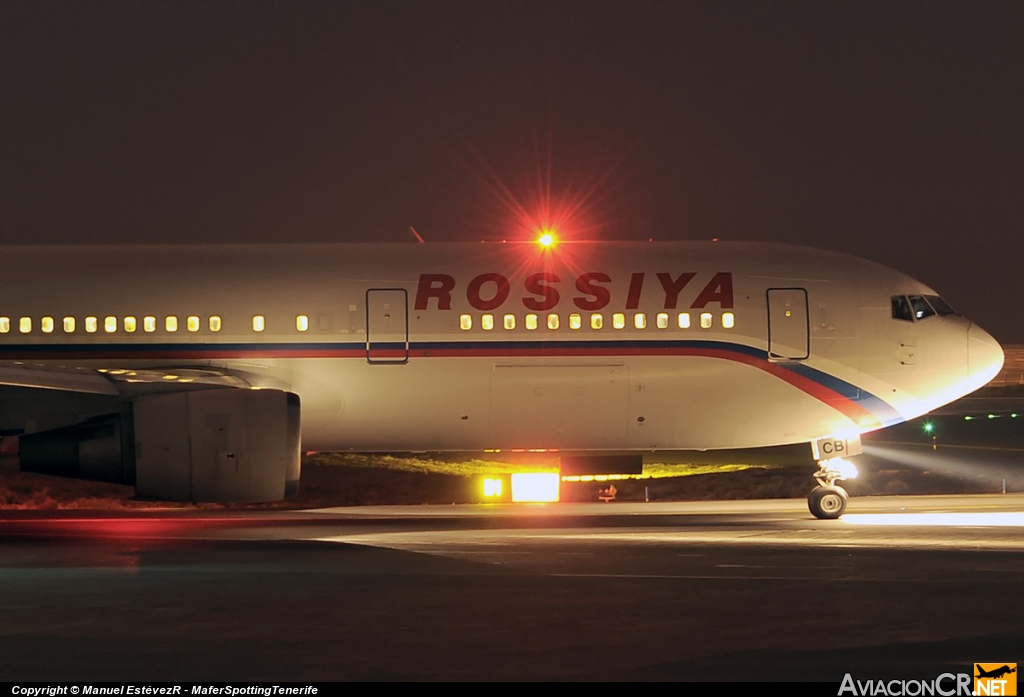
[408,226,426,244]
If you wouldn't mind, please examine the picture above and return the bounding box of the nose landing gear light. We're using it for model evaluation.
[808,457,858,520]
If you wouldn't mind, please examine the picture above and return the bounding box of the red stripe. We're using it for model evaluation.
[0,344,880,426]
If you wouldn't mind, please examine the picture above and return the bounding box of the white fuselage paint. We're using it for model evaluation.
[0,241,1003,452]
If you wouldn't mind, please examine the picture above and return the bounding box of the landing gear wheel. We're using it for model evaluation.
[808,485,848,520]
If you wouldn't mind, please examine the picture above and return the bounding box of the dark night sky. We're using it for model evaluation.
[2,2,1022,340]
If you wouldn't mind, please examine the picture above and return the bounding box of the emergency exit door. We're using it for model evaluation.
[767,288,809,360]
[366,288,409,364]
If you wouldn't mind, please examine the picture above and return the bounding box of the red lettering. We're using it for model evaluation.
[467,273,510,311]
[414,274,455,310]
[690,272,734,309]
[573,272,611,311]
[656,272,696,309]
[522,273,561,311]
[625,273,645,310]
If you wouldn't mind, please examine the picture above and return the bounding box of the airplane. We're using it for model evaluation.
[976,666,1016,680]
[0,238,1004,519]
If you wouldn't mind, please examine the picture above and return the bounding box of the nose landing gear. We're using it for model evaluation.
[807,434,862,520]
[808,457,858,519]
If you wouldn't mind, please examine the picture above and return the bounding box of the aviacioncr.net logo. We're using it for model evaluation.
[839,673,973,696]
[974,664,1017,696]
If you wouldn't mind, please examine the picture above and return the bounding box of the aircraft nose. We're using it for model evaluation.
[968,323,1004,384]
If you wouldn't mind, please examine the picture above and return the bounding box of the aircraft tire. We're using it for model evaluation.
[808,485,848,520]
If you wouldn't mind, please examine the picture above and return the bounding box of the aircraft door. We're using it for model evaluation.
[366,288,409,364]
[767,288,810,360]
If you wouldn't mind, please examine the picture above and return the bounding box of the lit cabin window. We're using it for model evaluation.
[547,313,560,330]
[678,312,691,329]
[41,317,54,333]
[700,312,713,329]
[296,315,309,332]
[0,317,9,333]
[166,316,178,332]
[722,312,735,329]
[656,312,669,329]
[503,314,515,330]
[612,313,625,330]
[19,317,31,333]
[459,314,472,331]
[525,314,538,330]
[124,316,137,333]
[85,316,98,333]
[143,316,157,333]
[187,316,200,332]
[569,313,582,330]
[481,314,494,331]
[62,317,75,333]
[252,315,265,332]
[634,313,647,329]
[591,313,604,330]
[209,316,222,332]
[104,316,117,333]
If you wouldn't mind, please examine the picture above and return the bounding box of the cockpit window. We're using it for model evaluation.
[924,295,956,316]
[892,295,914,322]
[909,295,935,320]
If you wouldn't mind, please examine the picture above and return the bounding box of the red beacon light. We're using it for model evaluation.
[537,231,556,248]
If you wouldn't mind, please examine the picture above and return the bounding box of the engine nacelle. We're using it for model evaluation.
[134,388,301,502]
[20,387,301,503]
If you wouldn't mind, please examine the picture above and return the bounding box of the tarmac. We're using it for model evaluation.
[2,494,1022,681]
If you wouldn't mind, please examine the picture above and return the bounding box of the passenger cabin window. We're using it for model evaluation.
[63,317,75,333]
[41,317,54,333]
[700,312,713,329]
[296,315,309,332]
[481,314,494,330]
[166,316,178,332]
[85,316,98,333]
[891,296,914,322]
[209,316,222,332]
[678,312,691,329]
[503,314,515,330]
[251,315,265,332]
[104,316,117,333]
[722,312,735,329]
[569,313,582,330]
[547,313,560,330]
[0,317,9,333]
[187,316,200,332]
[124,316,137,333]
[525,314,538,330]
[144,316,157,333]
[656,313,669,330]
[19,317,31,333]
[612,313,625,330]
[459,314,472,331]
[591,313,604,330]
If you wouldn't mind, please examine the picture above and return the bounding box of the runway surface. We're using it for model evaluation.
[2,495,1023,681]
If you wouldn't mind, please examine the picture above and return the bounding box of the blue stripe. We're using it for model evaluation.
[0,338,902,425]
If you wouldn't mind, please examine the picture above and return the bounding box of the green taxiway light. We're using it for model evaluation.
[988,414,998,419]
[923,422,934,433]
[965,416,974,421]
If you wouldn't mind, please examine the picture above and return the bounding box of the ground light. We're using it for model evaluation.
[510,473,560,502]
